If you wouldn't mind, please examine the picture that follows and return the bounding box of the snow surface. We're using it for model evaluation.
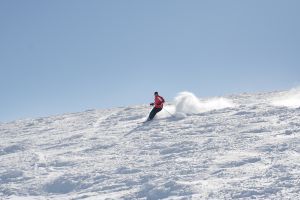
[271,87,300,108]
[1,90,300,200]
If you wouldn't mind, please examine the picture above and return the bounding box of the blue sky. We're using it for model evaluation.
[1,0,300,122]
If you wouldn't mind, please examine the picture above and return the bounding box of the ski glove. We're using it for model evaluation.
[150,103,154,106]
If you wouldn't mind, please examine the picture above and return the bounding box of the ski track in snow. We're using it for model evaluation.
[1,91,300,199]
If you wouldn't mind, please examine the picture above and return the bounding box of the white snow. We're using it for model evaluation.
[174,92,235,114]
[271,87,300,108]
[158,92,235,119]
[1,91,300,199]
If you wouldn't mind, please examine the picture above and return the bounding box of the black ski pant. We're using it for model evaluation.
[148,107,162,120]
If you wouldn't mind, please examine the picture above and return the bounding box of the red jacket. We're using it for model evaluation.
[154,95,165,108]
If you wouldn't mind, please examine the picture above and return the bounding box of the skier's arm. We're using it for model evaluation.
[157,97,165,105]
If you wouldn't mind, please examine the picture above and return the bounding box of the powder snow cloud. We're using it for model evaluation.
[271,87,300,108]
[158,91,235,119]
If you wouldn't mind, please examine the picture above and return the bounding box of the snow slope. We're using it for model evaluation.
[1,90,300,200]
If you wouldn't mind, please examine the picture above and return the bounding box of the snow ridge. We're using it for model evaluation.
[0,91,300,200]
[271,87,300,108]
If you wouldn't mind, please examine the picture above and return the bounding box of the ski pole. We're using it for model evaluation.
[164,108,175,117]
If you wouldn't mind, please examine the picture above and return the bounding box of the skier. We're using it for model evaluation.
[147,92,165,121]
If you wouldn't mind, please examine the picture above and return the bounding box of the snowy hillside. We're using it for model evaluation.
[1,89,300,200]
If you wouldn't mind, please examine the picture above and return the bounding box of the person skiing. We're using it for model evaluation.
[147,92,165,121]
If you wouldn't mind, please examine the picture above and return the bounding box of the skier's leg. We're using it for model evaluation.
[156,108,162,113]
[148,108,162,120]
[148,108,157,120]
